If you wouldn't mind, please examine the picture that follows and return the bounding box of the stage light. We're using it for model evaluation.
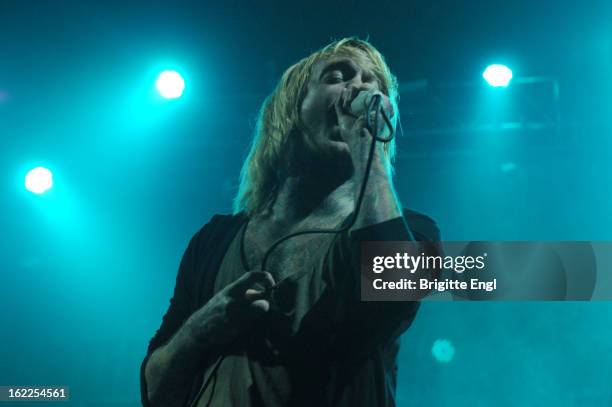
[500,162,517,173]
[483,64,513,87]
[25,166,53,194]
[155,70,185,99]
[431,338,455,363]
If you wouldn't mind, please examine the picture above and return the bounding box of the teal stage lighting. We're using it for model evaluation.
[483,64,513,87]
[25,166,53,194]
[431,338,455,363]
[155,70,185,99]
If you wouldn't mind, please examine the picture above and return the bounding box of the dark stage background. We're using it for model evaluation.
[1,1,611,405]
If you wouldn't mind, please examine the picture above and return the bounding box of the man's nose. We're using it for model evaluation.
[345,78,374,103]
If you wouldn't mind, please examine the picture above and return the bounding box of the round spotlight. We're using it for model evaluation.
[25,166,53,194]
[483,64,513,87]
[431,338,455,363]
[155,70,185,99]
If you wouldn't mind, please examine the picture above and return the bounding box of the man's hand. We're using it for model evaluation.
[334,87,391,177]
[187,271,276,347]
[331,87,403,229]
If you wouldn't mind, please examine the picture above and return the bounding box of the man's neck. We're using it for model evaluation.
[260,172,356,228]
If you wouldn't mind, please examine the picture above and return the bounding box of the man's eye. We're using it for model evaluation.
[363,73,376,83]
[325,73,344,83]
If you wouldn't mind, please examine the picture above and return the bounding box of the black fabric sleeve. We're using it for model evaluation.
[328,209,442,362]
[139,226,205,407]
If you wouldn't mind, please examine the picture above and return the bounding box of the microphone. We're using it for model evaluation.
[348,89,395,120]
[346,90,395,137]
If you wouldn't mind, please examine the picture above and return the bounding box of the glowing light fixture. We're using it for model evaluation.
[483,64,513,87]
[25,166,53,194]
[155,70,185,99]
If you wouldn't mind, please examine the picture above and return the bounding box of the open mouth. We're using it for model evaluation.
[328,107,342,140]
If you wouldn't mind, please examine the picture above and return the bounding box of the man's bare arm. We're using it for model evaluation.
[334,90,404,231]
[351,134,403,231]
[145,312,212,406]
[144,271,275,406]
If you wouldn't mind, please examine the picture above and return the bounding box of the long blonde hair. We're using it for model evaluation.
[233,37,399,216]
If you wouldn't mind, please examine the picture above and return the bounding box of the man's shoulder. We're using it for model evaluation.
[192,212,246,242]
[205,212,245,228]
[178,213,247,285]
[403,207,437,225]
[402,208,441,242]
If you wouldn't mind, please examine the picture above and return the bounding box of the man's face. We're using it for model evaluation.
[298,52,382,166]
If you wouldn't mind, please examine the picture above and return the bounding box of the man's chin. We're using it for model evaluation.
[302,146,351,174]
